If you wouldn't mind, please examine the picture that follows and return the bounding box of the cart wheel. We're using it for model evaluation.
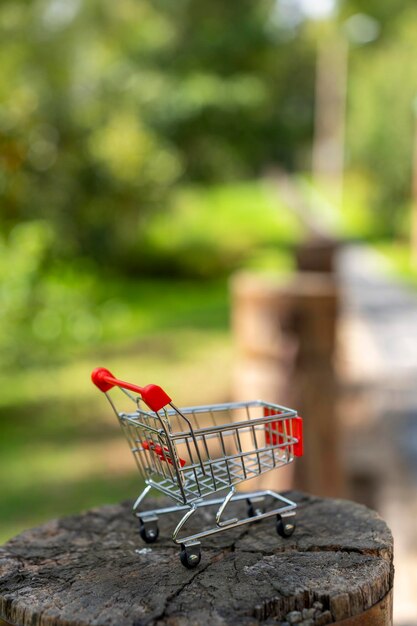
[138,518,159,544]
[276,516,296,538]
[247,499,263,518]
[179,543,201,569]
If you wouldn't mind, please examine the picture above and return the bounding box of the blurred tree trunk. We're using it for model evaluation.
[312,31,348,210]
[410,112,417,267]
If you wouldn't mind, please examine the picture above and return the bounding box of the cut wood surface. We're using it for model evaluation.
[0,492,393,626]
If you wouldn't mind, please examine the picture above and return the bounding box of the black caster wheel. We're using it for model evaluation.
[246,498,263,519]
[179,543,201,569]
[138,518,159,544]
[276,516,296,538]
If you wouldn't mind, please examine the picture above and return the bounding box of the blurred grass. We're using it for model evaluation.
[0,179,300,543]
[140,179,302,276]
[340,172,378,240]
[0,327,233,543]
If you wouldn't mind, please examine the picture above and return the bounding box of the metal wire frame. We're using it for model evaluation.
[106,393,299,506]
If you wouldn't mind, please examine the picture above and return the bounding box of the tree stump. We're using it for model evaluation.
[0,492,393,626]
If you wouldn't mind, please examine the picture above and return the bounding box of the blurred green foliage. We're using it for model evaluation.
[1,0,416,371]
[0,0,314,273]
[346,3,417,234]
[0,180,298,369]
[334,0,416,234]
[1,0,416,262]
[0,0,183,271]
[140,181,301,276]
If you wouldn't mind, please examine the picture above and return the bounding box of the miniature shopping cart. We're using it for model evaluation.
[92,367,303,568]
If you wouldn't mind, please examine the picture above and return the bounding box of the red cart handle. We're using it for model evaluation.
[91,367,172,413]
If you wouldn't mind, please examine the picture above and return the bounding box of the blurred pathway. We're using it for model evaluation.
[272,172,417,622]
[338,244,417,626]
[340,245,417,376]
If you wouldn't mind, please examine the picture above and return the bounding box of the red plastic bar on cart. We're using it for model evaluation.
[91,367,172,412]
[292,416,303,457]
[264,408,303,457]
[142,440,186,467]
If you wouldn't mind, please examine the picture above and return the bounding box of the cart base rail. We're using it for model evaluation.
[133,484,298,567]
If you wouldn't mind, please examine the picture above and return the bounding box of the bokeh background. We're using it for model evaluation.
[1,0,417,623]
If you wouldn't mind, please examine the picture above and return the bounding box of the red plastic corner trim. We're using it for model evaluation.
[264,408,304,457]
[293,416,304,457]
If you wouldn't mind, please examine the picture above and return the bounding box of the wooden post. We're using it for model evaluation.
[295,237,339,274]
[291,272,344,497]
[0,494,394,625]
[230,272,298,491]
[292,239,344,496]
[231,266,344,497]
